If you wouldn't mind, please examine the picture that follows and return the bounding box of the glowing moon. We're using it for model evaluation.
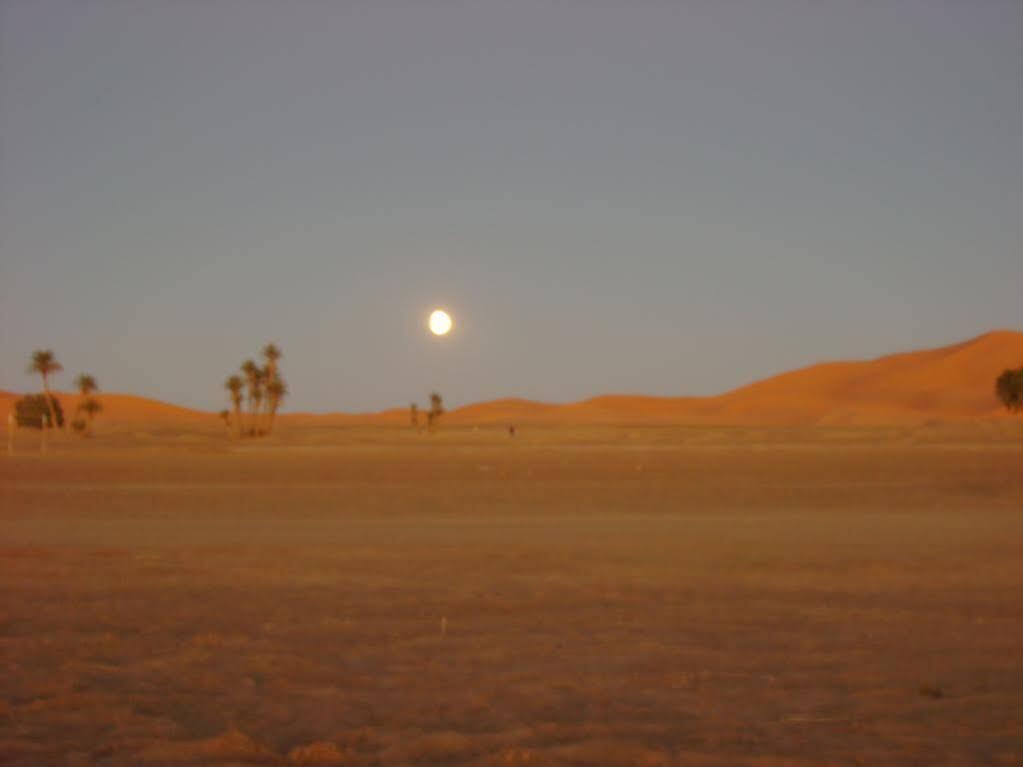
[429,309,453,336]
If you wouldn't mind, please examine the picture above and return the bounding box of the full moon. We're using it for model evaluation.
[429,309,453,336]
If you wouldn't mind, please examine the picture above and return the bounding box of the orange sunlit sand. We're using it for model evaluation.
[5,3,1023,762]
[6,330,1020,428]
[3,329,1023,765]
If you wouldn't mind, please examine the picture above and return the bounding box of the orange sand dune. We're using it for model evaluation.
[700,329,1023,424]
[444,398,562,425]
[0,391,211,425]
[3,330,1020,428]
[448,329,1023,426]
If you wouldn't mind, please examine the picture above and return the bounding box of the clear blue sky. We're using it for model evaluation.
[1,1,1020,412]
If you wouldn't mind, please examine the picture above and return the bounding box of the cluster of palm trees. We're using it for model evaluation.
[224,344,288,437]
[410,392,444,431]
[25,349,101,434]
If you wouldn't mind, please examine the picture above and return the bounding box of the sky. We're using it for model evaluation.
[1,1,1021,413]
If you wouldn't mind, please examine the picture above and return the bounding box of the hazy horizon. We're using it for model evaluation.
[2,1,1021,412]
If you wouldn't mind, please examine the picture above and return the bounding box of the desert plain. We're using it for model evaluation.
[2,419,1022,767]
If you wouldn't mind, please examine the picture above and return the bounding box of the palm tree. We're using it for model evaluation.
[27,349,62,430]
[427,391,444,431]
[75,374,98,396]
[261,344,282,432]
[252,369,266,434]
[265,378,288,434]
[225,375,244,437]
[78,397,103,434]
[262,344,282,381]
[240,359,263,435]
[73,374,101,436]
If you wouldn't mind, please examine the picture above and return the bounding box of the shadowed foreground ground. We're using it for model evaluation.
[2,424,1022,766]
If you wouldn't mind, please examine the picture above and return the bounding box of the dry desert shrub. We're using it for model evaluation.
[287,740,350,765]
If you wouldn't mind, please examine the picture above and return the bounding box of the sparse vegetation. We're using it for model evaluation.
[265,377,288,434]
[427,391,444,431]
[74,374,102,436]
[27,349,62,430]
[241,359,264,434]
[14,394,64,429]
[226,345,286,437]
[995,367,1023,412]
[225,375,244,436]
[261,344,283,433]
[76,397,103,434]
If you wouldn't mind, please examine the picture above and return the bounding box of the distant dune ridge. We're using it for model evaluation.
[0,391,209,426]
[2,330,1021,427]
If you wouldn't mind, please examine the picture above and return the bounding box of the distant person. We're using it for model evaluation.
[508,424,516,438]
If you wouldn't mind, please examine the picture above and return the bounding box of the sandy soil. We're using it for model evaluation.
[2,423,1022,766]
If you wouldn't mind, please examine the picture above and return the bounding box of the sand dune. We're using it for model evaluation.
[0,391,210,425]
[701,329,1023,424]
[449,330,1023,425]
[452,330,1023,425]
[3,330,1021,427]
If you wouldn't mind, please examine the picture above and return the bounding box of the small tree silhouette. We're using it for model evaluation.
[27,350,62,430]
[265,378,288,434]
[225,375,244,437]
[229,347,286,438]
[261,344,282,431]
[427,392,444,432]
[996,368,1023,413]
[15,394,64,429]
[75,398,103,435]
[74,374,101,436]
[240,359,264,435]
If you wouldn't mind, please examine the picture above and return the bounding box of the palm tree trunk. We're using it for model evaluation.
[262,365,275,435]
[41,374,59,431]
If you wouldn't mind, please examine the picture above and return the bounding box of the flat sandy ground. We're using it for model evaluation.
[2,423,1022,766]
